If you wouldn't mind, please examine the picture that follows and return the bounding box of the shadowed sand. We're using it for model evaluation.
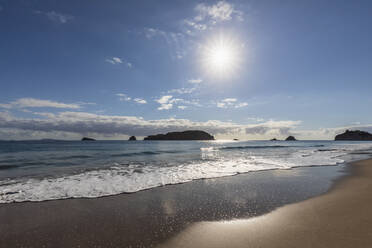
[158,159,372,248]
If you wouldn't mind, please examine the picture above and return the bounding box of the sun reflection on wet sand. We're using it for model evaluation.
[158,160,372,248]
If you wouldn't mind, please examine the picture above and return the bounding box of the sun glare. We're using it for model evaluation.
[202,33,241,78]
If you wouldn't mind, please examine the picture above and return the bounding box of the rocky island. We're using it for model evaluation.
[129,136,137,141]
[285,136,297,141]
[335,130,372,141]
[81,137,96,141]
[144,130,214,140]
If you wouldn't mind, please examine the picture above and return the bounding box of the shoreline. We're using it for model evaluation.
[0,160,349,247]
[0,163,346,205]
[159,158,372,248]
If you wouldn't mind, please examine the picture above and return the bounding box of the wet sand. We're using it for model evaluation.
[0,163,351,248]
[159,159,372,248]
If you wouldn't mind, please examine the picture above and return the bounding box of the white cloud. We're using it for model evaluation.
[117,94,147,104]
[235,102,248,108]
[217,102,226,108]
[34,10,74,24]
[0,98,80,109]
[156,95,174,110]
[0,111,304,140]
[133,98,147,104]
[156,95,200,110]
[157,95,173,104]
[222,98,237,103]
[112,57,122,64]
[188,78,203,84]
[158,104,173,110]
[216,98,248,109]
[33,112,56,118]
[9,109,371,140]
[185,1,243,33]
[106,57,122,65]
[195,1,234,22]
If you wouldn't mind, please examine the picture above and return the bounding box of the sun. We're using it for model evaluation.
[209,44,235,70]
[202,33,241,78]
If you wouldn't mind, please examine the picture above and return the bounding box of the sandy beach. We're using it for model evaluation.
[0,162,346,248]
[2,158,372,248]
[0,159,360,248]
[159,159,372,248]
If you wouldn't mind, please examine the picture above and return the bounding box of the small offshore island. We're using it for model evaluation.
[144,130,214,140]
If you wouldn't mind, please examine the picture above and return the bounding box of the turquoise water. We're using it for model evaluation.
[0,140,371,203]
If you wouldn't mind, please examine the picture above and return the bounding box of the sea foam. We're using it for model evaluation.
[0,141,371,203]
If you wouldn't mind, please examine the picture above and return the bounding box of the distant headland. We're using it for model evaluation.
[335,130,372,141]
[144,130,214,140]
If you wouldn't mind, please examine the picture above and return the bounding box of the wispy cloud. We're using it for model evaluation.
[34,10,74,24]
[167,87,196,95]
[178,106,187,110]
[188,78,203,84]
[144,27,187,59]
[106,57,122,64]
[216,98,248,108]
[0,98,80,109]
[133,98,147,104]
[116,93,131,102]
[106,57,133,68]
[144,28,166,39]
[117,94,147,104]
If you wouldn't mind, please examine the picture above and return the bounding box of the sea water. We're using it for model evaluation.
[0,140,372,203]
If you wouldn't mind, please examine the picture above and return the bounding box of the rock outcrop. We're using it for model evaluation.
[285,136,297,141]
[270,138,278,141]
[144,130,214,141]
[335,130,372,141]
[81,137,95,141]
[129,136,137,141]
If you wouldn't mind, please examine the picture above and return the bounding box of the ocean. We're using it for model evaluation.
[1,140,372,203]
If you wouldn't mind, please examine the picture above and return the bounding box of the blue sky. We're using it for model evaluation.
[1,0,372,140]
